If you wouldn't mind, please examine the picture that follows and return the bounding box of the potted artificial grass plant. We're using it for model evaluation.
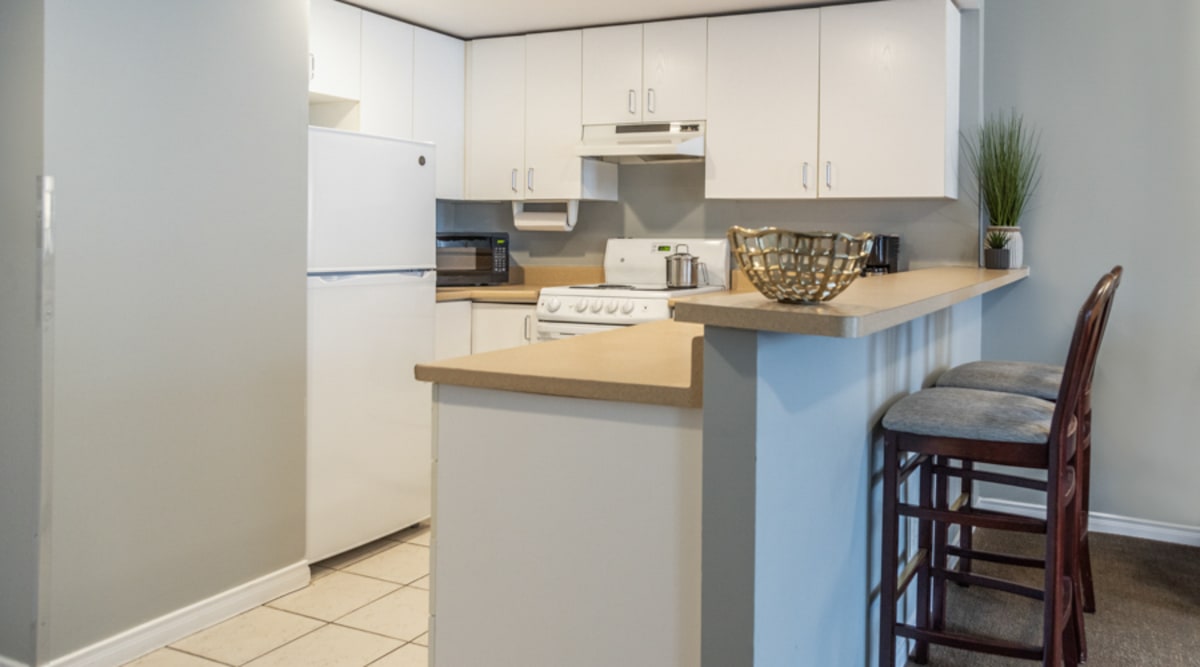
[964,110,1042,269]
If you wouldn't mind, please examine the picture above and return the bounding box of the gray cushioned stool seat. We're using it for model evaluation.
[936,360,1063,401]
[882,387,1055,444]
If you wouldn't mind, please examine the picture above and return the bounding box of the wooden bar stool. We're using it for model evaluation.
[877,270,1118,666]
[934,266,1122,615]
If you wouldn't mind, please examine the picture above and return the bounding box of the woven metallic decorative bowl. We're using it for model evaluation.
[728,227,875,303]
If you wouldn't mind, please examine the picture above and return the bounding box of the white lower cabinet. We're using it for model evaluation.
[435,301,473,360]
[470,303,536,353]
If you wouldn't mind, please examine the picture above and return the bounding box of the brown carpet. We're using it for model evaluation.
[905,529,1200,666]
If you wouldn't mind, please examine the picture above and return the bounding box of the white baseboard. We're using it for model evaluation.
[975,497,1200,547]
[43,561,310,667]
[0,655,30,667]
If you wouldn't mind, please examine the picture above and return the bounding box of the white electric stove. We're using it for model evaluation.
[535,238,730,340]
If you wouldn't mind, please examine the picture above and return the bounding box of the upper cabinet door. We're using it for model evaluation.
[360,12,414,139]
[524,31,583,200]
[466,36,526,201]
[642,18,707,121]
[414,27,466,199]
[309,0,361,101]
[706,10,819,199]
[581,24,644,125]
[819,0,960,198]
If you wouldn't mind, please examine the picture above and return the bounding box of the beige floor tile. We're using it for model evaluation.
[407,575,429,591]
[369,643,427,667]
[313,537,398,571]
[268,571,398,621]
[344,543,429,584]
[124,648,225,666]
[335,587,428,641]
[170,606,322,665]
[243,624,400,667]
[409,632,427,647]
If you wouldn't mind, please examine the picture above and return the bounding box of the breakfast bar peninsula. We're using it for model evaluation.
[415,266,1027,667]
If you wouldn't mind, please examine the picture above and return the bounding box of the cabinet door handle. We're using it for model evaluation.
[511,168,518,193]
[523,314,532,341]
[309,53,315,81]
[628,89,637,115]
[527,167,534,192]
[825,161,832,189]
[802,162,809,190]
[647,88,656,114]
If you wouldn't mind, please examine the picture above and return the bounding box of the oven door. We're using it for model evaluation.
[535,320,625,342]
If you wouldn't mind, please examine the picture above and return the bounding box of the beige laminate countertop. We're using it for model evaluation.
[415,319,705,408]
[674,266,1029,338]
[436,285,542,303]
[436,265,606,304]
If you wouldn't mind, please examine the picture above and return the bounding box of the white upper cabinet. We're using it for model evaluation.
[524,31,585,200]
[581,25,643,125]
[642,19,707,122]
[360,12,413,139]
[582,18,706,124]
[414,27,466,200]
[706,10,819,199]
[466,36,526,201]
[309,0,361,101]
[467,31,616,202]
[705,0,959,200]
[819,0,960,199]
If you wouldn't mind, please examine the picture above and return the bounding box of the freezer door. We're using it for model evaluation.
[306,270,436,561]
[308,127,436,272]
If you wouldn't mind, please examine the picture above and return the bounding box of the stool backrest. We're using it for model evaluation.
[1048,267,1122,469]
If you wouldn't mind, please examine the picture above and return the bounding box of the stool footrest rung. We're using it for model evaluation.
[947,545,1045,570]
[894,624,1043,661]
[898,504,1047,534]
[936,568,1044,601]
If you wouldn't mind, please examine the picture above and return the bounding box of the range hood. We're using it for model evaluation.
[576,121,705,164]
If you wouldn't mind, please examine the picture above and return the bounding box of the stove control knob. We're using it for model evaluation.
[589,300,604,313]
[620,300,635,314]
[546,298,561,313]
[605,300,619,314]
[574,299,590,313]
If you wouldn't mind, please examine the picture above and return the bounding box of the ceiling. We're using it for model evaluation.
[349,0,860,39]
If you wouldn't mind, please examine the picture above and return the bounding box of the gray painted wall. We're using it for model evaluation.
[980,2,1200,528]
[0,2,45,663]
[37,0,310,659]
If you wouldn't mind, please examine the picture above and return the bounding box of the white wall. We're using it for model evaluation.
[0,1,45,664]
[36,0,310,660]
[980,1,1200,529]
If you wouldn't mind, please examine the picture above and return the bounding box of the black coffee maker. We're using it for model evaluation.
[863,234,901,275]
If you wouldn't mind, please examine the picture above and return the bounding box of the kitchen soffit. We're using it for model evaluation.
[350,0,870,39]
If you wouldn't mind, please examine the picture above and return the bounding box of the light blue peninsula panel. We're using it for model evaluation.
[676,267,1026,666]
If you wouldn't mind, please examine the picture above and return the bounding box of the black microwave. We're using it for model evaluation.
[436,232,509,286]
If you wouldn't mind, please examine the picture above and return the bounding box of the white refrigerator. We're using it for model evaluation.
[307,127,436,562]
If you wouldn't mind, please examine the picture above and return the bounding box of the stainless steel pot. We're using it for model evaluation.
[665,244,709,288]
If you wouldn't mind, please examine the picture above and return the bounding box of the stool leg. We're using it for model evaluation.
[931,456,949,633]
[957,460,974,580]
[879,433,900,667]
[1078,410,1097,613]
[914,457,933,664]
